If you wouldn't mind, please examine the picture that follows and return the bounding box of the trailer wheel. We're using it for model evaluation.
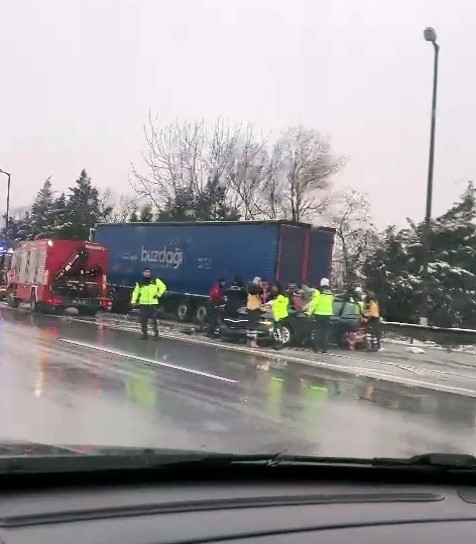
[176,301,190,322]
[195,304,208,324]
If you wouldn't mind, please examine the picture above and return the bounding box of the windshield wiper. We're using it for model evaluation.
[0,449,475,474]
[0,451,282,474]
[372,453,476,469]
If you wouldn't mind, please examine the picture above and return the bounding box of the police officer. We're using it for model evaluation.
[308,278,334,353]
[131,268,167,340]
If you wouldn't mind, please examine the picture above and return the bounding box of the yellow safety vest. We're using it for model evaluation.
[309,290,334,316]
[272,294,289,321]
[131,278,167,305]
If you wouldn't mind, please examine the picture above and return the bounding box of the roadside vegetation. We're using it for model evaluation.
[2,118,475,328]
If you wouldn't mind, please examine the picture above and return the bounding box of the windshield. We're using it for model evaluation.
[1,1,475,463]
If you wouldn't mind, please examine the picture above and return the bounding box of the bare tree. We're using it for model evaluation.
[98,189,138,223]
[132,116,270,219]
[332,188,378,287]
[269,127,345,222]
[224,126,271,219]
[132,118,346,223]
[131,116,235,208]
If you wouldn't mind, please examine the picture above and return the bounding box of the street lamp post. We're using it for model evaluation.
[420,27,440,326]
[0,169,11,235]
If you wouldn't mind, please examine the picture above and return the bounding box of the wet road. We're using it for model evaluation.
[2,306,476,459]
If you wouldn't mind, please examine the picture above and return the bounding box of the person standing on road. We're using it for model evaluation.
[206,278,226,337]
[364,291,381,351]
[246,277,265,348]
[131,268,167,340]
[308,278,334,353]
[223,276,247,317]
[354,286,366,315]
[270,283,289,349]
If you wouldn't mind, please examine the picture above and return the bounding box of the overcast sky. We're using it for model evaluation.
[0,0,473,227]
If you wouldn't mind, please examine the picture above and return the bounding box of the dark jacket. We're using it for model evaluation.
[223,284,247,316]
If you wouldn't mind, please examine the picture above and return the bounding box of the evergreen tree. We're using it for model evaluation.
[1,212,31,243]
[363,181,476,327]
[139,203,153,222]
[129,206,139,222]
[156,179,240,222]
[427,181,476,326]
[60,169,100,240]
[29,177,56,239]
[50,193,71,236]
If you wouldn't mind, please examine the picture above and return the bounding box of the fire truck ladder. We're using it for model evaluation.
[54,248,88,281]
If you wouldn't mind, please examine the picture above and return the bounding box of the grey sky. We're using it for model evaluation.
[0,0,473,227]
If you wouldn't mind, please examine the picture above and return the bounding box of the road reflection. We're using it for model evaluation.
[4,307,476,457]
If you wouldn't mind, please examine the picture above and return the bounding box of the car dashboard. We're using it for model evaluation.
[2,479,476,544]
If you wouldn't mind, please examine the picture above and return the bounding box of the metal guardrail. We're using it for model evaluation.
[383,321,476,347]
[128,307,476,349]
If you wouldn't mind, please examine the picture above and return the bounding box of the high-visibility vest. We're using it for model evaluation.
[309,290,334,316]
[272,294,289,321]
[131,278,167,305]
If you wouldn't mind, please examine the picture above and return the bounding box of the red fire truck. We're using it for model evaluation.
[0,245,13,300]
[5,239,111,315]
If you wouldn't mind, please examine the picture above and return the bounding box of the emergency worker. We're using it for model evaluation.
[308,278,334,353]
[354,286,366,315]
[270,283,289,349]
[364,291,381,351]
[131,268,167,340]
[206,278,226,337]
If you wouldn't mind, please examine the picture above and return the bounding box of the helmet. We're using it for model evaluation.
[320,278,330,287]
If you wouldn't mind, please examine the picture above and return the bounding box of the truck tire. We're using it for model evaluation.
[176,301,190,322]
[195,304,208,324]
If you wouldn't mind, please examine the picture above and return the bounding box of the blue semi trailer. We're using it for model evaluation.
[92,220,335,322]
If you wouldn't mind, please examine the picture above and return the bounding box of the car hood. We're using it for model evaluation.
[0,440,205,457]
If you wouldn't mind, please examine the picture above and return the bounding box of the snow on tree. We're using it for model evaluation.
[139,203,153,222]
[98,189,137,223]
[132,117,344,222]
[28,177,56,239]
[59,169,101,240]
[267,127,345,222]
[129,207,139,222]
[331,188,377,288]
[364,181,476,326]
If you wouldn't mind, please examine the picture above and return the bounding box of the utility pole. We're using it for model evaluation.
[420,27,440,326]
[0,169,11,235]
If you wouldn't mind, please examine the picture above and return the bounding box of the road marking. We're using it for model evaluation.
[5,304,476,396]
[60,332,476,396]
[58,338,238,384]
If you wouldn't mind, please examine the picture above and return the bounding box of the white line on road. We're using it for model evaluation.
[61,321,476,397]
[58,338,238,384]
[5,304,476,396]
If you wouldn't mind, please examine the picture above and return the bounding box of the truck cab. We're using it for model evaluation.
[6,239,111,315]
[0,246,13,300]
